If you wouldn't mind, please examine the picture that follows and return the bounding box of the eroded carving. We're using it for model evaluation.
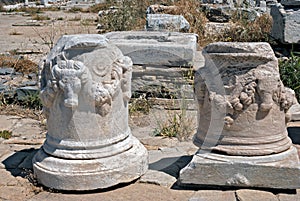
[33,34,147,191]
[194,42,297,156]
[40,53,132,118]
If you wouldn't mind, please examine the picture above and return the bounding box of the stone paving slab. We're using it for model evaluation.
[139,169,177,188]
[236,189,279,201]
[0,114,300,200]
[189,190,236,201]
[27,183,195,201]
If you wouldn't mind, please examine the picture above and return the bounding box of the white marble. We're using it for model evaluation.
[32,34,148,190]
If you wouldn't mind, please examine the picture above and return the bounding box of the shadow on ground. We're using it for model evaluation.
[149,155,192,178]
[3,148,38,177]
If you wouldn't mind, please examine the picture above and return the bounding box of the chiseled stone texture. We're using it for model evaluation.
[179,42,300,189]
[105,31,197,67]
[32,34,148,191]
[271,3,300,44]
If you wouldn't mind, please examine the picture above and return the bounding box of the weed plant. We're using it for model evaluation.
[129,95,152,116]
[223,13,272,42]
[153,99,194,141]
[20,93,43,110]
[0,130,12,139]
[279,53,300,102]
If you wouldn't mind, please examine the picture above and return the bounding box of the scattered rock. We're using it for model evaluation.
[146,14,190,32]
[146,4,178,14]
[271,3,300,44]
[0,68,15,75]
[203,5,231,22]
[139,169,177,188]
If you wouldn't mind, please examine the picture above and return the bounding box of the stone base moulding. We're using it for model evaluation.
[179,146,300,189]
[33,136,148,191]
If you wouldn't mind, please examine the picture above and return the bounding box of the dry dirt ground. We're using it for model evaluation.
[0,10,98,62]
[0,10,300,201]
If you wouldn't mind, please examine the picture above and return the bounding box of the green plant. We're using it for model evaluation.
[0,130,12,139]
[279,53,300,102]
[153,96,194,141]
[153,108,193,140]
[21,93,43,110]
[129,96,152,115]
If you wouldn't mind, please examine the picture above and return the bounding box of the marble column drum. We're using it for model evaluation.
[179,42,300,189]
[32,34,148,191]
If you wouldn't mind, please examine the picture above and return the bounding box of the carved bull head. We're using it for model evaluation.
[53,59,86,108]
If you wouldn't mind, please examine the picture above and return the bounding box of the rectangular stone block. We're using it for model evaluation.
[179,147,300,189]
[146,14,190,32]
[271,4,300,44]
[105,31,197,67]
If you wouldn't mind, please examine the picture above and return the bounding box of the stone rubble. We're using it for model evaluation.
[271,2,300,44]
[146,14,190,32]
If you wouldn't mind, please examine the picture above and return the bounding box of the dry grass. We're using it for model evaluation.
[222,13,273,42]
[173,0,207,37]
[0,104,44,121]
[31,14,51,21]
[0,55,38,74]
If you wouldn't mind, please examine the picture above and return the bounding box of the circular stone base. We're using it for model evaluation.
[32,136,148,191]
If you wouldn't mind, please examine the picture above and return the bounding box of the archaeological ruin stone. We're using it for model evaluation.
[32,34,148,191]
[271,3,300,44]
[146,14,190,32]
[105,31,198,106]
[105,31,197,67]
[179,42,300,189]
